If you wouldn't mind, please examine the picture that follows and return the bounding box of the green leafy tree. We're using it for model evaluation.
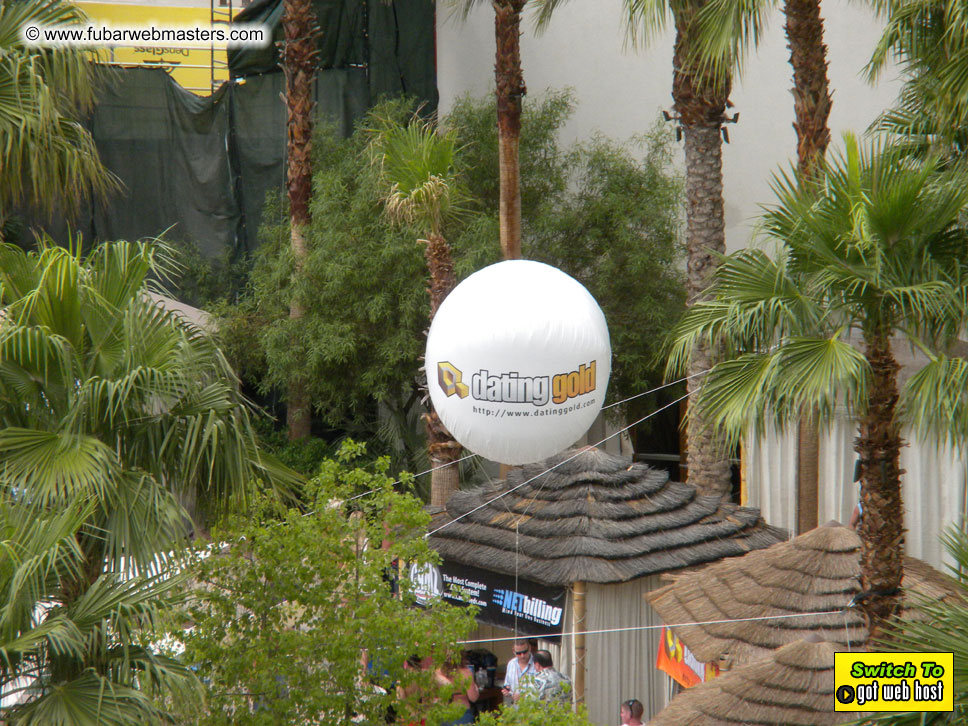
[666,135,968,632]
[175,442,478,726]
[219,93,684,485]
[0,238,297,724]
[216,102,440,480]
[0,0,118,225]
[447,91,686,427]
[476,697,596,726]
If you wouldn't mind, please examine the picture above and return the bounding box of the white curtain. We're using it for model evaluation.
[743,424,798,533]
[746,414,968,572]
[560,578,670,725]
[900,436,966,570]
[817,414,857,526]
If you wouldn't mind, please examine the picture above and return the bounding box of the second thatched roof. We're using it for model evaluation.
[647,521,964,665]
[428,448,785,586]
[648,637,867,726]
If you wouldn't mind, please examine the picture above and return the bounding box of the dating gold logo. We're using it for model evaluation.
[437,361,596,407]
[437,361,469,399]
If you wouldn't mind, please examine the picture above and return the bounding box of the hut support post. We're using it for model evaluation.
[573,580,586,707]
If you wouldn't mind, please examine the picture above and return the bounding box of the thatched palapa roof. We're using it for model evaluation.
[648,637,866,726]
[647,522,964,666]
[428,448,786,586]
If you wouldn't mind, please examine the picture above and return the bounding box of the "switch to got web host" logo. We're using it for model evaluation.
[834,652,953,712]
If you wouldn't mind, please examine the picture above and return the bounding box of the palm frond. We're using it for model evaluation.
[689,334,869,449]
[369,115,468,236]
[532,0,574,32]
[664,248,828,378]
[689,0,775,83]
[443,0,490,24]
[0,429,120,507]
[11,669,181,726]
[900,354,968,444]
[0,503,89,634]
[622,0,671,49]
[0,237,279,722]
[0,0,117,218]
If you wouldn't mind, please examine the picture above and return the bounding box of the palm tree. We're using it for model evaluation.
[666,135,968,632]
[693,0,832,177]
[369,116,467,507]
[0,238,297,721]
[0,0,118,226]
[533,0,750,498]
[867,0,968,162]
[281,0,318,440]
[693,0,833,528]
[0,500,198,725]
[452,0,527,261]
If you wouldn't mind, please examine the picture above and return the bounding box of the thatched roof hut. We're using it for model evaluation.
[647,522,963,667]
[427,447,785,726]
[428,447,786,586]
[648,637,866,726]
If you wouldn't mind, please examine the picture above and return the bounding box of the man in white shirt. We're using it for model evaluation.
[501,640,535,700]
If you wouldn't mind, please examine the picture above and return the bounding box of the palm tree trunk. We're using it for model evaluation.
[673,7,734,499]
[855,330,904,633]
[786,0,832,179]
[287,228,312,441]
[787,0,832,526]
[423,233,462,507]
[282,0,317,441]
[494,0,526,261]
[796,417,820,533]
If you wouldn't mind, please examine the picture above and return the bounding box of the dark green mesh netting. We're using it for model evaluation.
[34,0,435,258]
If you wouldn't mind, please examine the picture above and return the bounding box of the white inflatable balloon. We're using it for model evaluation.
[425,260,610,465]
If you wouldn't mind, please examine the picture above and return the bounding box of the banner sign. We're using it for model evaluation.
[410,559,566,639]
[655,627,720,688]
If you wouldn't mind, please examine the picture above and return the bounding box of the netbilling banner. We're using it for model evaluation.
[655,626,720,688]
[410,559,566,640]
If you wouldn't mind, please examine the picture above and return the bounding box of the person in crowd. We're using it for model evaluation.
[849,460,863,530]
[516,649,571,705]
[501,640,535,702]
[436,653,479,726]
[620,698,644,726]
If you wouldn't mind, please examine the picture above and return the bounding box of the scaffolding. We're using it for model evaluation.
[210,0,234,93]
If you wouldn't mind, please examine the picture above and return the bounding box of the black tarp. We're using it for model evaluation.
[89,70,238,257]
[229,0,436,104]
[33,0,435,258]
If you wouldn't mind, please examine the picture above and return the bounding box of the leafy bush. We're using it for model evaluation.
[176,442,478,726]
[216,91,685,474]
